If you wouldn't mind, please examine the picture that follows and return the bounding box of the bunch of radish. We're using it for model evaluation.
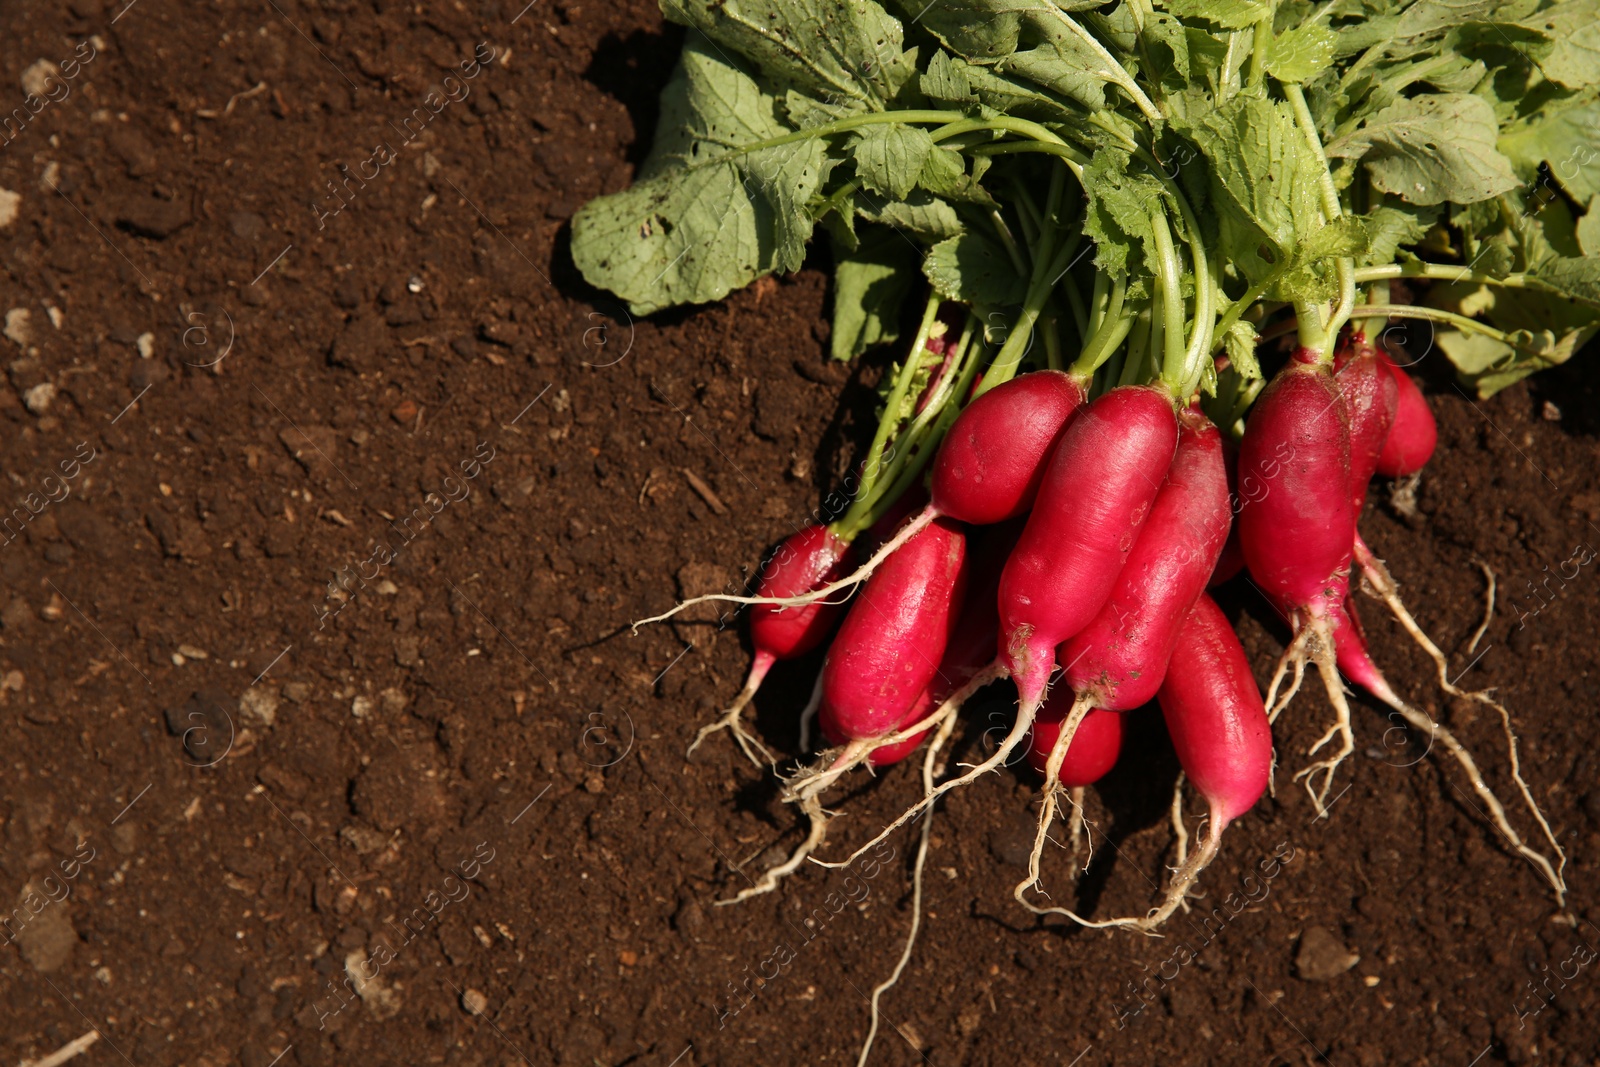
[636,307,1566,933]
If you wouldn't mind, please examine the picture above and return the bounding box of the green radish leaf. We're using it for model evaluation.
[1498,99,1600,203]
[851,125,934,199]
[1266,23,1338,83]
[916,145,979,201]
[923,231,1029,305]
[859,191,966,241]
[1359,201,1441,266]
[661,0,918,113]
[1578,197,1600,257]
[1222,318,1263,380]
[571,34,830,315]
[998,42,1110,111]
[1174,89,1324,288]
[831,226,919,360]
[897,0,1024,61]
[1165,0,1272,29]
[1394,0,1517,39]
[960,60,1092,121]
[784,89,860,130]
[1277,216,1372,303]
[1528,254,1600,309]
[1515,0,1600,89]
[1325,93,1520,206]
[1136,11,1190,91]
[1330,15,1401,57]
[920,51,977,107]
[1081,148,1170,289]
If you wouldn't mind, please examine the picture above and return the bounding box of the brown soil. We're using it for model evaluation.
[1,2,1598,1065]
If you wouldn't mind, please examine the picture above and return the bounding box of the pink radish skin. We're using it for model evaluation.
[1062,405,1232,711]
[861,689,936,767]
[818,518,968,743]
[1374,351,1437,477]
[1334,337,1398,514]
[836,521,1020,767]
[1026,702,1124,787]
[1159,594,1272,826]
[688,524,855,764]
[930,370,1089,524]
[1237,357,1355,621]
[999,384,1180,707]
[750,525,854,664]
[1210,436,1245,587]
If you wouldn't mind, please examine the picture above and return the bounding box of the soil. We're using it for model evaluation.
[1,2,1598,1065]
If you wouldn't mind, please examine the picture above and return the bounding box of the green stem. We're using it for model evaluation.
[1120,305,1154,387]
[833,297,942,537]
[1070,276,1131,378]
[1086,269,1111,341]
[1150,210,1187,390]
[990,209,1031,277]
[1341,304,1548,352]
[930,117,1088,175]
[973,239,1080,398]
[1353,263,1533,288]
[858,318,984,532]
[1043,315,1064,372]
[1285,82,1354,359]
[1248,16,1273,89]
[1355,280,1389,339]
[706,109,969,166]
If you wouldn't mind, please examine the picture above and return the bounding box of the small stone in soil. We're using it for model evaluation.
[462,988,488,1015]
[1295,925,1360,981]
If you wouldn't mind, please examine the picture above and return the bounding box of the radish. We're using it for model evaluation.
[817,520,1018,773]
[1015,402,1226,901]
[688,524,852,766]
[1236,354,1361,809]
[1025,702,1123,787]
[1141,593,1272,928]
[1334,334,1398,515]
[818,385,1181,872]
[723,517,967,906]
[1058,404,1231,713]
[1238,356,1354,621]
[817,517,969,744]
[1373,350,1436,477]
[999,384,1181,710]
[1249,344,1566,899]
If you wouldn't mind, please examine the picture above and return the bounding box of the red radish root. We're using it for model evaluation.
[729,519,966,899]
[687,524,852,766]
[1374,351,1437,477]
[1142,594,1272,928]
[1236,355,1360,812]
[1018,402,1228,896]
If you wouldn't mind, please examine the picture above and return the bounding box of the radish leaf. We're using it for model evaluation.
[924,231,1028,305]
[571,34,828,314]
[1326,93,1520,206]
[852,125,935,199]
[832,227,920,360]
[662,0,918,112]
